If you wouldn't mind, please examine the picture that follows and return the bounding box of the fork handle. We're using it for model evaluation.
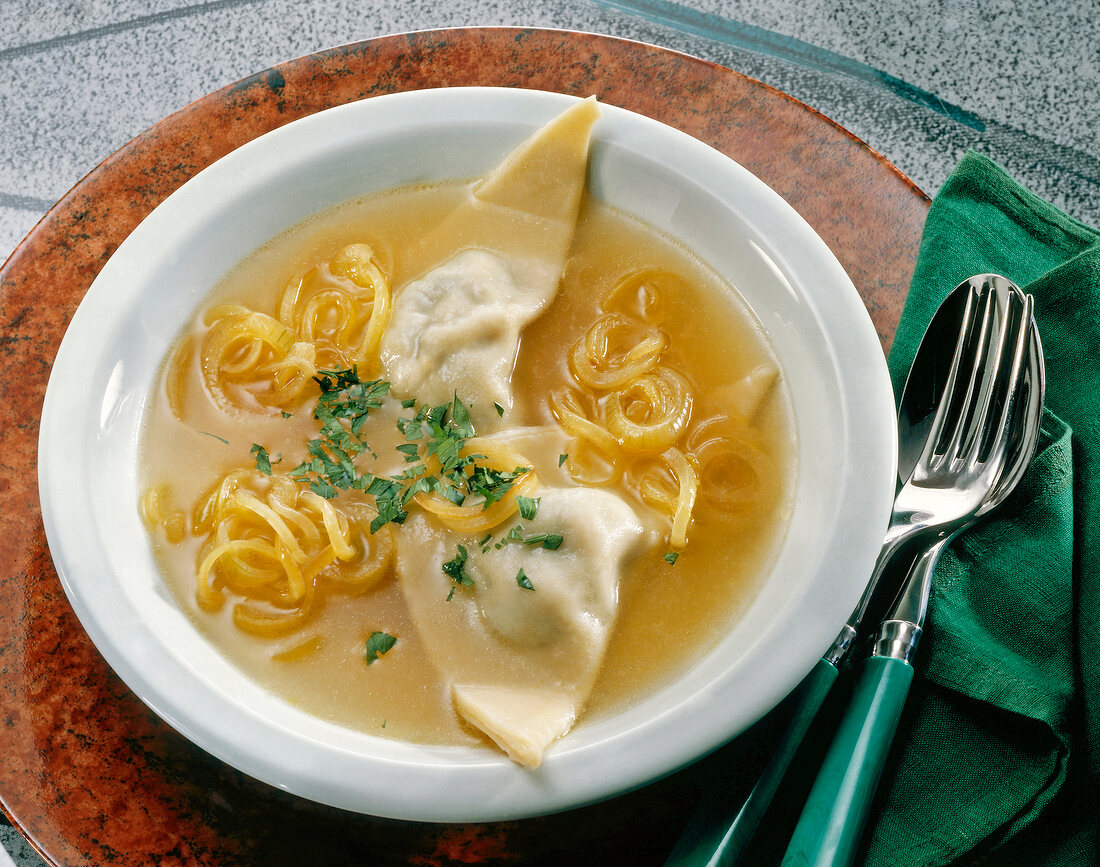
[664,658,838,866]
[780,656,914,867]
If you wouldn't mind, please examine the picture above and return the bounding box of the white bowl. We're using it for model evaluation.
[38,87,897,822]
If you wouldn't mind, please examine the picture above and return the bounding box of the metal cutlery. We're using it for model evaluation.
[664,274,1039,866]
[780,276,1043,866]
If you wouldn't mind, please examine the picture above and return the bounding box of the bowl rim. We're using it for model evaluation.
[38,86,898,821]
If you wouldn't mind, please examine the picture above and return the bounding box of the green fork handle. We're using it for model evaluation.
[664,658,839,866]
[780,655,915,867]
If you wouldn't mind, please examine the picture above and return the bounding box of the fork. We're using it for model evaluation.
[831,280,1031,663]
[663,277,1031,866]
[778,282,1036,867]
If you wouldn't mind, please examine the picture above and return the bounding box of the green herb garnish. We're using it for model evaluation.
[664,551,680,565]
[396,443,420,462]
[442,544,474,589]
[516,495,540,520]
[496,525,564,551]
[516,568,535,591]
[494,401,505,417]
[365,631,397,664]
[543,534,564,550]
[284,376,543,545]
[361,475,409,532]
[250,443,273,475]
[558,453,568,467]
[290,368,390,498]
[522,532,564,550]
[391,394,527,520]
[314,367,390,435]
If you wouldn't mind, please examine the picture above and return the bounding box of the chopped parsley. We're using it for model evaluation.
[494,401,505,417]
[364,631,397,664]
[362,475,410,533]
[286,372,492,528]
[516,495,540,521]
[314,367,391,434]
[277,374,570,572]
[290,368,390,499]
[524,532,564,550]
[516,568,534,591]
[390,393,528,518]
[250,443,273,475]
[442,544,474,589]
[396,442,420,462]
[664,551,680,566]
[493,525,563,551]
[558,453,568,467]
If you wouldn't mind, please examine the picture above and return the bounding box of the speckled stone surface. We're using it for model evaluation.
[0,27,928,867]
[1,0,1098,264]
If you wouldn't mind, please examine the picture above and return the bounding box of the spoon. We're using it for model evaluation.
[780,276,1043,866]
[663,275,1033,866]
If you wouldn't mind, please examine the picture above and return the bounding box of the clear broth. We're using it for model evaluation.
[140,181,796,746]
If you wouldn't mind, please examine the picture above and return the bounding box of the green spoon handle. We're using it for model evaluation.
[664,658,839,866]
[780,655,915,867]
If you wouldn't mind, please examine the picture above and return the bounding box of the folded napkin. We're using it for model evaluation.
[864,152,1100,864]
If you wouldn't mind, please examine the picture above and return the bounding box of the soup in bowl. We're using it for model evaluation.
[39,87,897,821]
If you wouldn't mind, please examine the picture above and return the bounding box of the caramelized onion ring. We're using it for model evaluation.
[192,470,389,636]
[639,448,699,549]
[689,417,776,515]
[559,438,624,487]
[605,367,693,454]
[549,388,621,456]
[570,313,666,390]
[200,305,316,414]
[277,243,392,368]
[601,268,677,324]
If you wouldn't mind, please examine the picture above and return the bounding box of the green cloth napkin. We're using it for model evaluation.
[865,151,1100,865]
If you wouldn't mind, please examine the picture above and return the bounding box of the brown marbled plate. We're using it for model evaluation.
[0,27,929,866]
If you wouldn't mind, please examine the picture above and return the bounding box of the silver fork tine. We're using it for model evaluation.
[914,285,981,465]
[979,292,1034,469]
[958,284,1012,459]
[925,284,996,463]
[995,312,1044,495]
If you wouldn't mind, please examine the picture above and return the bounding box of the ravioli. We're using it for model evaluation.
[380,97,653,764]
[377,249,534,414]
[379,96,601,420]
[394,484,653,766]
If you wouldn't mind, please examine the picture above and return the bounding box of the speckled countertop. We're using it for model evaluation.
[3,0,1098,266]
[1,1,1097,864]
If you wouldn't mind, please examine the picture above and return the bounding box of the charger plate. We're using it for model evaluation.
[0,27,928,866]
